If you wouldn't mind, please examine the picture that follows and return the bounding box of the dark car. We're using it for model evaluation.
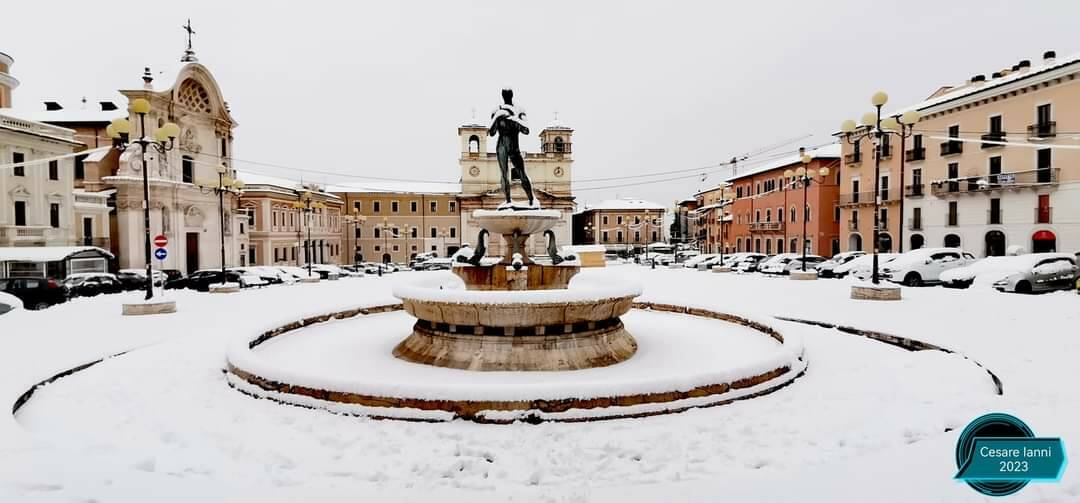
[161,269,185,282]
[0,277,69,310]
[63,273,124,297]
[166,270,245,292]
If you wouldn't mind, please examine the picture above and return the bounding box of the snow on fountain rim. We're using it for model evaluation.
[392,269,643,304]
[226,307,806,403]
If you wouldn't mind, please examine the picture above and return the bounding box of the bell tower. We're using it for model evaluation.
[458,121,488,156]
[0,51,18,108]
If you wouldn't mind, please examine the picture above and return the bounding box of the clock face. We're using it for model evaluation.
[469,166,480,177]
[553,166,564,177]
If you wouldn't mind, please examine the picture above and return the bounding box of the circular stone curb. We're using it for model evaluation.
[224,302,807,424]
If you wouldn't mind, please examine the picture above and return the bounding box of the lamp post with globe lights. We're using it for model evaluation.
[292,191,326,278]
[880,111,921,253]
[784,150,830,273]
[197,163,244,278]
[106,98,181,301]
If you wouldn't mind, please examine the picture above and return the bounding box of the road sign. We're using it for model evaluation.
[153,234,168,248]
[154,248,167,260]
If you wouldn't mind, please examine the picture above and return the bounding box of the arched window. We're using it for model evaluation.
[467,135,480,153]
[910,234,925,250]
[944,234,961,248]
[736,237,742,252]
[755,210,761,222]
[777,207,784,222]
[849,233,863,252]
[554,136,565,152]
[805,204,811,222]
[790,206,797,223]
[765,209,772,222]
[766,239,772,254]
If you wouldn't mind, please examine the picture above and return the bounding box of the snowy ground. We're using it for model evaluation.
[1,266,1078,502]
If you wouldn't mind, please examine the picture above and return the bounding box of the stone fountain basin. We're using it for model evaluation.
[472,209,562,235]
[392,271,642,328]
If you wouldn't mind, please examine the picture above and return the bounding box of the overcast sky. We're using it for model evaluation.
[4,0,1079,208]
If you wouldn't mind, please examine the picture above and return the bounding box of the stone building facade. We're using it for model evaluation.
[572,198,665,254]
[333,186,462,264]
[241,181,343,267]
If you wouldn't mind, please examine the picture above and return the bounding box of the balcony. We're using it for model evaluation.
[838,190,899,207]
[1036,207,1053,224]
[749,222,784,232]
[905,147,926,162]
[844,152,862,164]
[1027,121,1056,138]
[847,220,859,231]
[542,142,572,154]
[930,168,1060,196]
[879,144,893,159]
[0,225,63,246]
[905,183,924,197]
[908,218,922,231]
[981,132,1006,148]
[940,140,963,156]
[987,209,1002,225]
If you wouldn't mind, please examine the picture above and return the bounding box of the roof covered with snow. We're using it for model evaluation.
[725,143,841,183]
[578,198,666,213]
[12,97,127,125]
[0,246,114,263]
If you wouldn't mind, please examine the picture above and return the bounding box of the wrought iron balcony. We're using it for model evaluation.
[930,168,1060,196]
[1027,121,1056,138]
[981,132,1006,148]
[839,190,899,206]
[905,147,926,162]
[749,222,784,232]
[844,152,862,164]
[940,140,963,156]
[542,142,572,154]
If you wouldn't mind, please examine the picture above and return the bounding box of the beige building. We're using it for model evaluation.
[840,50,1079,256]
[332,184,462,264]
[240,180,344,266]
[573,198,666,254]
[1,51,111,250]
[691,184,734,254]
[456,118,576,257]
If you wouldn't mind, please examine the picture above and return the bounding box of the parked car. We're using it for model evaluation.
[937,253,1078,293]
[732,254,769,272]
[423,257,453,270]
[780,255,826,274]
[410,252,438,268]
[682,254,717,268]
[0,291,23,315]
[994,254,1079,294]
[880,248,975,286]
[0,277,69,310]
[116,269,167,290]
[167,270,246,292]
[230,267,283,285]
[161,269,185,282]
[816,251,866,278]
[833,253,899,280]
[648,253,676,266]
[758,253,800,275]
[63,273,124,297]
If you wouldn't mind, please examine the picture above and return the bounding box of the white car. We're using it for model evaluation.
[649,253,676,266]
[833,253,899,280]
[758,253,800,275]
[682,254,717,268]
[941,253,1077,291]
[880,248,975,286]
[816,251,866,278]
[781,255,826,274]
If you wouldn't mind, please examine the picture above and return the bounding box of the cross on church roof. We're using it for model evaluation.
[181,19,199,63]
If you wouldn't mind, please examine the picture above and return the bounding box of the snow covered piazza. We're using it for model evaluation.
[3,260,1079,501]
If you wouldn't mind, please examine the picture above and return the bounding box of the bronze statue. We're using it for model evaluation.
[489,88,536,208]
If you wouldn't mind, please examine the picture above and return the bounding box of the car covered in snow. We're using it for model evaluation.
[816,251,866,278]
[63,272,124,297]
[978,254,1078,293]
[758,253,800,275]
[681,254,717,268]
[780,255,826,274]
[832,253,899,280]
[731,254,769,273]
[879,248,975,286]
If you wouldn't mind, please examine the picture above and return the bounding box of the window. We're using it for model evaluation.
[13,152,24,176]
[765,209,771,222]
[449,201,456,213]
[989,198,1001,225]
[449,227,456,238]
[805,204,811,222]
[430,201,437,213]
[755,210,760,222]
[1037,148,1052,183]
[616,231,623,242]
[74,154,87,180]
[989,115,1002,135]
[48,160,59,180]
[879,208,887,228]
[912,168,922,194]
[182,156,194,183]
[354,226,361,238]
[947,201,958,226]
[880,133,891,155]
[602,216,608,225]
[851,179,860,202]
[777,207,784,222]
[1036,103,1052,125]
[392,227,399,238]
[1037,194,1051,224]
[430,227,437,238]
[634,231,640,242]
[913,134,923,150]
[14,201,26,226]
[373,201,381,213]
[602,231,608,242]
[374,228,381,238]
[789,206,796,223]
[410,201,418,213]
[410,227,418,238]
[617,216,623,225]
[912,207,922,230]
[635,215,640,224]
[947,163,959,192]
[989,157,1001,185]
[354,201,361,214]
[880,175,889,201]
[833,205,840,222]
[391,201,399,213]
[852,209,859,227]
[736,186,743,198]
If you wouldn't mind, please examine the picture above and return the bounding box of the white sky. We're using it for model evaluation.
[4,0,1079,208]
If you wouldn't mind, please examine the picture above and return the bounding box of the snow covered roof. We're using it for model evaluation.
[725,143,841,183]
[13,97,127,125]
[579,198,666,213]
[0,246,113,262]
[0,109,81,144]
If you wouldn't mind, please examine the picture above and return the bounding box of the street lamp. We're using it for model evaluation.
[197,163,244,278]
[784,151,831,272]
[402,224,411,266]
[292,190,325,277]
[881,111,921,253]
[107,97,180,300]
[841,93,922,283]
[380,217,391,276]
[344,211,366,267]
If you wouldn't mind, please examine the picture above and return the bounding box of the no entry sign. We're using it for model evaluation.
[153,234,168,248]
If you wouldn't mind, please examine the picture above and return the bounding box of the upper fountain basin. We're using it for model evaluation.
[472,209,562,236]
